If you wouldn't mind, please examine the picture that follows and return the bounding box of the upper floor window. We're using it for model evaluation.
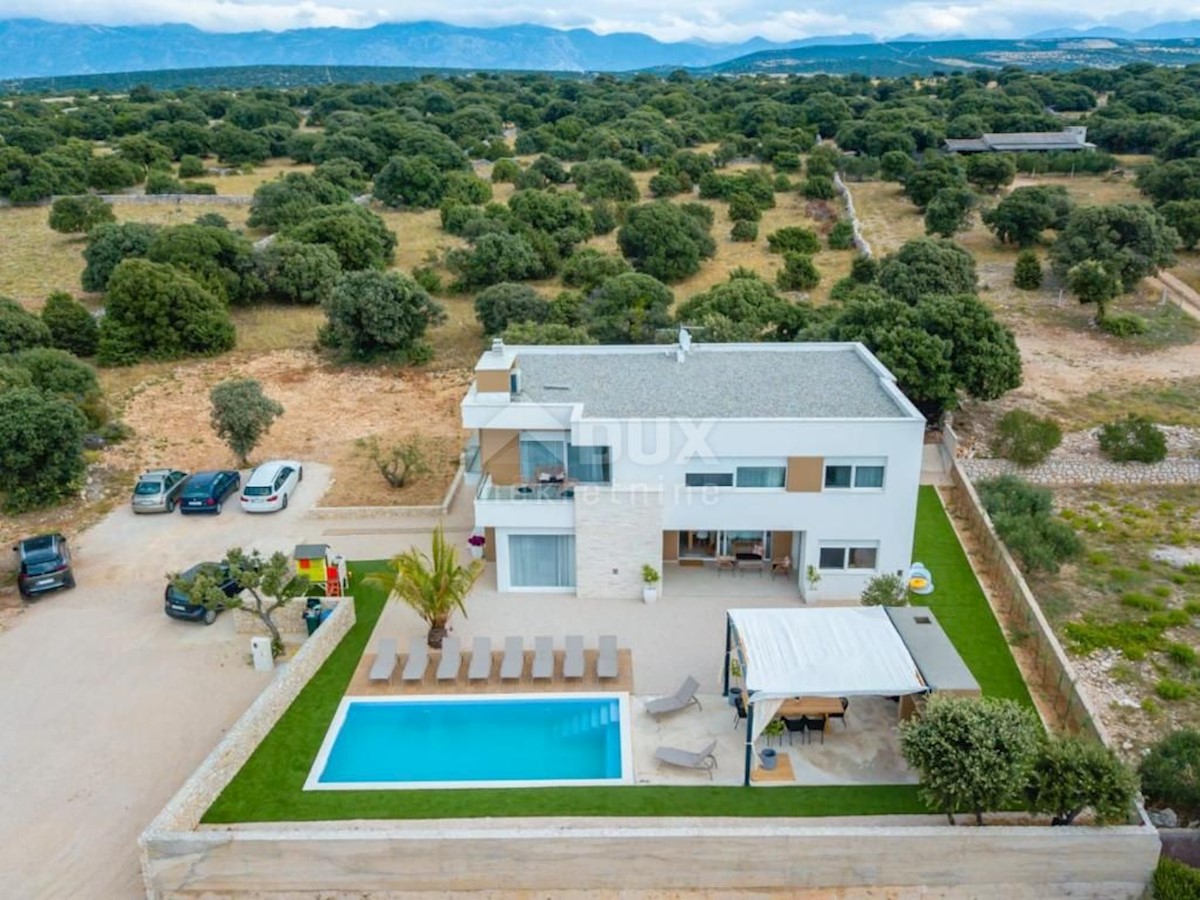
[519,432,610,484]
[824,459,885,490]
[685,472,734,488]
[818,543,879,571]
[736,466,786,488]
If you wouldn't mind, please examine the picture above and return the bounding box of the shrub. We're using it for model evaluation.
[209,378,284,467]
[801,175,835,200]
[320,270,446,362]
[1097,415,1168,463]
[1099,312,1148,337]
[0,297,53,353]
[767,226,820,255]
[144,171,183,194]
[1025,735,1137,825]
[977,474,1083,573]
[256,239,342,306]
[1013,250,1043,290]
[860,573,908,606]
[1154,857,1200,900]
[81,222,157,292]
[501,321,596,345]
[1140,729,1200,818]
[616,201,715,284]
[1156,679,1193,701]
[730,219,758,242]
[776,253,820,291]
[727,192,762,222]
[474,283,551,335]
[827,220,854,250]
[48,195,115,234]
[178,155,205,178]
[561,249,631,294]
[991,409,1062,466]
[850,254,878,284]
[40,291,98,357]
[0,386,88,512]
[490,158,520,183]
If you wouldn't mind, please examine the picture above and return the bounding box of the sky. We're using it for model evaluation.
[0,0,1195,41]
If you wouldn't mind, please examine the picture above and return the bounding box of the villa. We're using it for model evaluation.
[462,336,926,602]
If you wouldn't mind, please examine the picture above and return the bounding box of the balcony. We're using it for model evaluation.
[473,475,577,529]
[477,476,576,502]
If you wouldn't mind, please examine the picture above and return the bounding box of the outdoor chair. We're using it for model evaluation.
[532,635,554,680]
[597,635,618,679]
[368,638,397,683]
[732,691,748,728]
[654,741,718,779]
[783,716,806,745]
[770,556,793,580]
[436,636,461,681]
[645,675,702,718]
[563,634,585,679]
[401,637,428,682]
[828,697,849,728]
[468,636,492,681]
[801,714,826,745]
[715,556,737,576]
[500,636,524,680]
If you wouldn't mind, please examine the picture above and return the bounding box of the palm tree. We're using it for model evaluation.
[374,525,483,648]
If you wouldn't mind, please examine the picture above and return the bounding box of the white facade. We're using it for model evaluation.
[464,341,925,602]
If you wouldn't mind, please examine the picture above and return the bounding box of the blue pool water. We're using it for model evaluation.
[313,695,625,787]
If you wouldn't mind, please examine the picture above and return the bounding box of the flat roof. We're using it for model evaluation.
[508,344,919,420]
[885,606,980,695]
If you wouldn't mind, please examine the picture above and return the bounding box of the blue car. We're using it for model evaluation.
[165,562,242,624]
[178,470,241,515]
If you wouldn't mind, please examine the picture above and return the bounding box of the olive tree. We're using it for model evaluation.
[1026,736,1137,826]
[209,378,284,467]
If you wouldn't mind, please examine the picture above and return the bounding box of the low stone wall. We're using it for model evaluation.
[834,172,872,258]
[233,597,343,641]
[962,456,1200,486]
[306,463,464,520]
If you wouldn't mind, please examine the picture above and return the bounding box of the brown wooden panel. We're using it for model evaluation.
[771,531,792,561]
[786,457,824,493]
[484,527,496,562]
[476,369,511,393]
[480,429,521,485]
[662,531,679,562]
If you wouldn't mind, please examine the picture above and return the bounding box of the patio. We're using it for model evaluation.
[662,560,806,603]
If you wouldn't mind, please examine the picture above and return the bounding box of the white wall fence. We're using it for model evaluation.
[834,172,872,258]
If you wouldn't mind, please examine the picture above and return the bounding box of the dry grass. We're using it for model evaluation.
[375,206,466,274]
[202,158,314,195]
[320,434,460,507]
[1008,172,1145,207]
[843,180,924,256]
[1047,378,1200,431]
[230,305,325,353]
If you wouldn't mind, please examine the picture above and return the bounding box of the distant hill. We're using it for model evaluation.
[1028,19,1200,40]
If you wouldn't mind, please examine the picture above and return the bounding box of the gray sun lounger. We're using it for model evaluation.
[468,636,492,681]
[532,635,554,680]
[597,635,618,680]
[500,636,524,680]
[401,637,428,682]
[563,634,584,679]
[654,741,718,779]
[436,636,461,681]
[368,638,397,682]
[645,675,702,718]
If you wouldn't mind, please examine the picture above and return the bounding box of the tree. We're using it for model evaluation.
[1139,729,1200,818]
[146,224,264,306]
[178,155,205,179]
[1159,200,1200,250]
[285,204,397,272]
[86,155,142,191]
[11,347,100,415]
[320,270,445,361]
[776,253,821,291]
[0,386,87,512]
[982,185,1072,247]
[572,159,639,202]
[40,291,98,357]
[501,321,596,345]
[172,549,309,657]
[676,275,790,339]
[474,283,551,334]
[246,173,350,230]
[81,222,157,292]
[448,231,542,289]
[1012,250,1043,290]
[965,153,1017,191]
[1097,414,1168,463]
[877,238,977,304]
[731,220,758,242]
[1135,158,1200,205]
[256,239,342,306]
[209,378,284,467]
[904,167,965,210]
[48,195,115,235]
[585,272,674,344]
[915,294,1022,402]
[561,248,631,293]
[0,297,52,353]
[97,259,235,366]
[880,150,915,182]
[1026,736,1137,826]
[1066,259,1121,321]
[767,226,821,255]
[372,525,482,648]
[357,435,430,488]
[1051,204,1179,291]
[900,696,1042,825]
[617,202,715,283]
[924,186,975,237]
[374,156,447,209]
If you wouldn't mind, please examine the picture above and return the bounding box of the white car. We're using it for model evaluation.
[239,460,303,513]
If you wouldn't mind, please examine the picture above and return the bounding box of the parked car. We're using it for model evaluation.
[178,470,241,515]
[13,533,75,598]
[164,562,242,624]
[131,468,189,514]
[239,460,303,513]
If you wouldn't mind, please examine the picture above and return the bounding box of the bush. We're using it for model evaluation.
[1097,415,1168,463]
[209,378,284,467]
[81,222,157,292]
[144,171,183,194]
[285,204,397,272]
[0,386,88,513]
[731,220,758,242]
[1025,735,1137,825]
[41,291,98,357]
[1140,729,1200,818]
[1099,312,1148,337]
[256,239,342,306]
[0,297,53,353]
[560,249,631,294]
[977,474,1083,573]
[850,254,878,284]
[11,347,99,412]
[474,283,551,335]
[801,175,835,200]
[48,195,115,234]
[1013,250,1043,290]
[877,237,977,304]
[490,158,520,183]
[1154,857,1200,900]
[776,253,820,291]
[767,226,820,255]
[585,272,673,344]
[827,220,854,250]
[320,270,446,362]
[178,155,205,178]
[727,193,762,222]
[501,321,596,345]
[860,573,908,606]
[991,409,1062,466]
[616,201,715,284]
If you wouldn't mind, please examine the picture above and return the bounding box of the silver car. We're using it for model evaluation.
[132,468,189,513]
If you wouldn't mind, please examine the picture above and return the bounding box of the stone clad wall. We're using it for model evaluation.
[962,457,1200,486]
[574,485,664,601]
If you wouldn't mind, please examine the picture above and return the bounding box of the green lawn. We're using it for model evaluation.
[912,486,1035,708]
[202,492,1026,824]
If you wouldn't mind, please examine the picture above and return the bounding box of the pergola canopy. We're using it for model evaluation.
[727,607,927,701]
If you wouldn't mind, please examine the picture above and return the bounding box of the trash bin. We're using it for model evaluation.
[303,606,322,636]
[760,748,778,771]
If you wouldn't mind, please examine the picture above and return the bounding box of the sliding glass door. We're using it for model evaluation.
[509,534,576,588]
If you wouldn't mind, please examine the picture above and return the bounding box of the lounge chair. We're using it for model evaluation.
[645,675,702,718]
[401,637,428,682]
[368,638,397,683]
[468,636,491,681]
[597,635,618,680]
[500,636,524,680]
[436,636,461,681]
[654,741,718,779]
[532,635,554,680]
[563,634,584,679]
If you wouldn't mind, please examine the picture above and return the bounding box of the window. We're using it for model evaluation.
[824,460,886,490]
[567,445,610,483]
[509,534,576,588]
[685,472,734,487]
[519,434,567,481]
[818,543,879,571]
[736,466,786,488]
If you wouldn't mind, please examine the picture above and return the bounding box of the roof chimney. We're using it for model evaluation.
[676,326,692,363]
[490,337,505,355]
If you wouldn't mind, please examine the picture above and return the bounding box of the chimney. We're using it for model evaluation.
[676,325,692,363]
[490,337,505,355]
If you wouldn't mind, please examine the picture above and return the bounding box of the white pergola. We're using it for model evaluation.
[724,607,929,786]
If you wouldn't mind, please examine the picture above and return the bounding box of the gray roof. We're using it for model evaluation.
[944,138,990,152]
[513,346,914,420]
[885,607,980,695]
[946,130,1092,153]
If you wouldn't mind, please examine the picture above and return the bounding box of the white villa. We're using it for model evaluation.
[462,337,926,602]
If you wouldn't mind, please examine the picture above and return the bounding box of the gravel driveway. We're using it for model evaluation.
[0,465,339,899]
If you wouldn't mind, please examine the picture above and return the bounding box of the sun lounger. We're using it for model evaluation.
[401,637,428,682]
[532,635,554,680]
[654,741,718,779]
[368,638,397,682]
[645,675,702,718]
[563,634,584,679]
[436,636,461,681]
[468,636,491,681]
[597,634,618,680]
[500,636,524,680]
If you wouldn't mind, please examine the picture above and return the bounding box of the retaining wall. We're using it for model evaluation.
[306,463,464,520]
[961,456,1200,486]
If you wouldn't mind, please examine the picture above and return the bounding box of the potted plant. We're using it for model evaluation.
[729,658,743,707]
[467,532,486,560]
[642,564,660,604]
[805,564,822,595]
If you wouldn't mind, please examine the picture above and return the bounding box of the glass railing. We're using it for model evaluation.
[476,475,577,501]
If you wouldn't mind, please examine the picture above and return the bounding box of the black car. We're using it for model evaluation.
[178,470,241,514]
[165,562,242,624]
[14,533,75,598]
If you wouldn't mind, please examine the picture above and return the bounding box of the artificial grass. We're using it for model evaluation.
[202,560,928,823]
[912,486,1035,709]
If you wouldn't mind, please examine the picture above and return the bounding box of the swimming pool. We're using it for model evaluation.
[305,693,631,790]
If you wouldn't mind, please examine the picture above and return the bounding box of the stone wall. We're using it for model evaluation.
[234,597,343,641]
[574,485,664,601]
[834,172,872,258]
[307,463,465,519]
[962,457,1200,486]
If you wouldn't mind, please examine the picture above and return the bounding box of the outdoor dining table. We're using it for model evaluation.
[777,697,845,718]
